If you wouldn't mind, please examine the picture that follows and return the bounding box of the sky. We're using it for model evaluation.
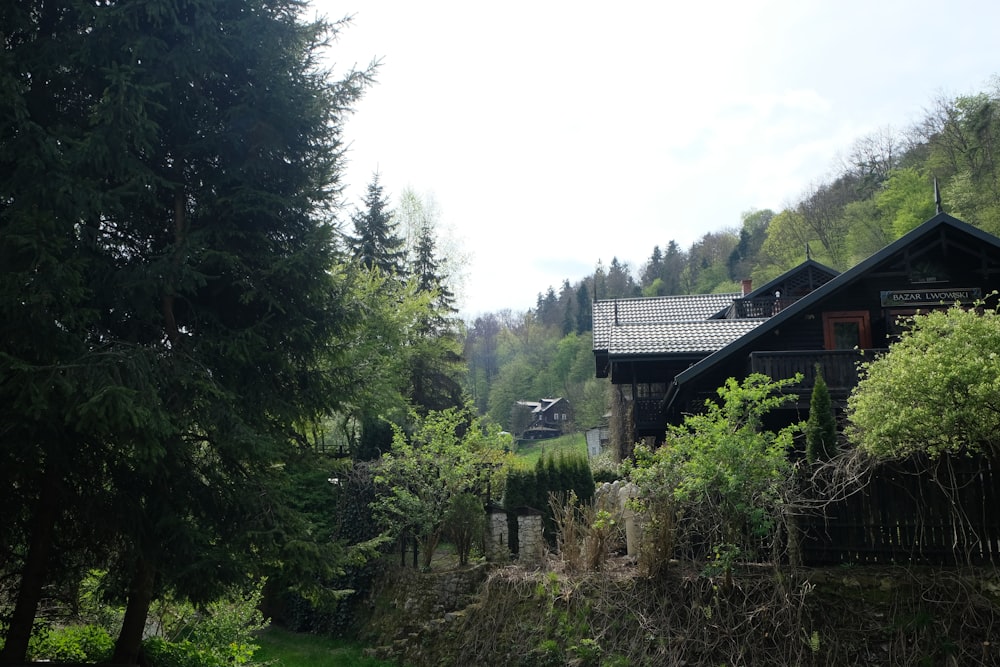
[312,0,1000,317]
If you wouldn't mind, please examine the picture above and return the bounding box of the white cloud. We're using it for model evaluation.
[319,0,1000,315]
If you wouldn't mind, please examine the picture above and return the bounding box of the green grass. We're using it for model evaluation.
[513,432,587,467]
[253,626,397,667]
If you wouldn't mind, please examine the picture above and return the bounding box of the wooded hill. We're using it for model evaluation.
[464,81,1000,433]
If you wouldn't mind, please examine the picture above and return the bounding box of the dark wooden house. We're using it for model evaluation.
[666,213,1000,426]
[513,397,572,441]
[592,260,839,440]
[595,212,1000,564]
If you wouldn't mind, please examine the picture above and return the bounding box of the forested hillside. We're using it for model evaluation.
[463,82,1000,433]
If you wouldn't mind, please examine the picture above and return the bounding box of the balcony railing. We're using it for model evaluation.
[749,349,888,393]
[730,297,796,318]
[635,397,665,428]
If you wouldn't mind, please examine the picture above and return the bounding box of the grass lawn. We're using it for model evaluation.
[513,432,587,467]
[254,625,397,667]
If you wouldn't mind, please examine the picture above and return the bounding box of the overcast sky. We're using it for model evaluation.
[314,0,1000,317]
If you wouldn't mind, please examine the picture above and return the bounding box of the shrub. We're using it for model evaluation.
[28,623,113,663]
[629,374,803,573]
[444,492,487,566]
[143,637,224,667]
[805,366,837,463]
[157,580,267,665]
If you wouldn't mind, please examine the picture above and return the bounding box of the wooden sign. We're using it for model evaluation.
[880,287,981,307]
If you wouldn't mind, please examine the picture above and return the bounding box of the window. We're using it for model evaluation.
[635,383,668,399]
[822,311,871,349]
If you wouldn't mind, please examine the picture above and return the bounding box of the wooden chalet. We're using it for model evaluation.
[594,211,1000,564]
[514,397,572,441]
[666,212,1000,427]
[593,259,839,440]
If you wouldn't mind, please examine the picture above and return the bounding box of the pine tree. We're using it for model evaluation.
[576,283,593,333]
[411,221,457,321]
[349,173,406,275]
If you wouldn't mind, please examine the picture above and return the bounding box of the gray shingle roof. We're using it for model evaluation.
[593,293,739,351]
[607,319,767,355]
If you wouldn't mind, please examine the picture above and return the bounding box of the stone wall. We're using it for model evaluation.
[594,480,641,556]
[485,508,510,561]
[516,513,545,566]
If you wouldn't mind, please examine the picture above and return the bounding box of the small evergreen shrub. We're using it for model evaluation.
[805,367,837,463]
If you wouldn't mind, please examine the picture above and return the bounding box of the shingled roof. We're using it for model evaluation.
[593,293,739,352]
[607,319,767,355]
[671,213,1000,391]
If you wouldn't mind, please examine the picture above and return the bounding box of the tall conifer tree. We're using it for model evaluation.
[0,2,372,662]
[349,173,406,275]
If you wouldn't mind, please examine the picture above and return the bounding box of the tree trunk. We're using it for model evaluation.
[112,554,157,665]
[0,468,60,664]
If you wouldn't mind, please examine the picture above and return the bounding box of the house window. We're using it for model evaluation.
[822,311,871,349]
[635,383,668,399]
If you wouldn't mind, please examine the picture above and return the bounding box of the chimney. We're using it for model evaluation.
[741,279,753,297]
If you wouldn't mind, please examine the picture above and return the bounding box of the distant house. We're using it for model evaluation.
[513,397,573,441]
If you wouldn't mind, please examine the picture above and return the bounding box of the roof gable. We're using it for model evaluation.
[673,213,1000,388]
[739,259,839,301]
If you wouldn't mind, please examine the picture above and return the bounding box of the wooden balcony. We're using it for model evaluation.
[635,397,666,434]
[730,296,797,318]
[749,349,888,395]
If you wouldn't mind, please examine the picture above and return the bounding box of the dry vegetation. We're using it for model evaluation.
[372,559,1000,667]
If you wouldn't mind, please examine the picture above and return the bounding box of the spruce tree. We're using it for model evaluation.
[0,2,372,662]
[576,283,593,333]
[411,221,457,323]
[349,173,406,275]
[805,367,838,463]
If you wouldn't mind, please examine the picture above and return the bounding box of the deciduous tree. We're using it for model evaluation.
[848,302,1000,459]
[629,374,803,570]
[371,409,511,568]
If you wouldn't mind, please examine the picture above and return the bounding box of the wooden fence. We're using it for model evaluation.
[800,454,1000,565]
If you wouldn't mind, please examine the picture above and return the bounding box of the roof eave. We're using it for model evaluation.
[674,214,1000,388]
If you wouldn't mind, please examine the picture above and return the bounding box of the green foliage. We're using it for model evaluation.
[444,492,487,566]
[504,452,596,546]
[848,302,1000,458]
[0,1,378,661]
[372,408,512,568]
[629,374,803,570]
[515,432,588,467]
[19,573,268,667]
[875,167,937,237]
[349,173,406,275]
[756,209,813,279]
[27,624,113,663]
[142,637,226,667]
[157,583,268,666]
[805,367,838,463]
